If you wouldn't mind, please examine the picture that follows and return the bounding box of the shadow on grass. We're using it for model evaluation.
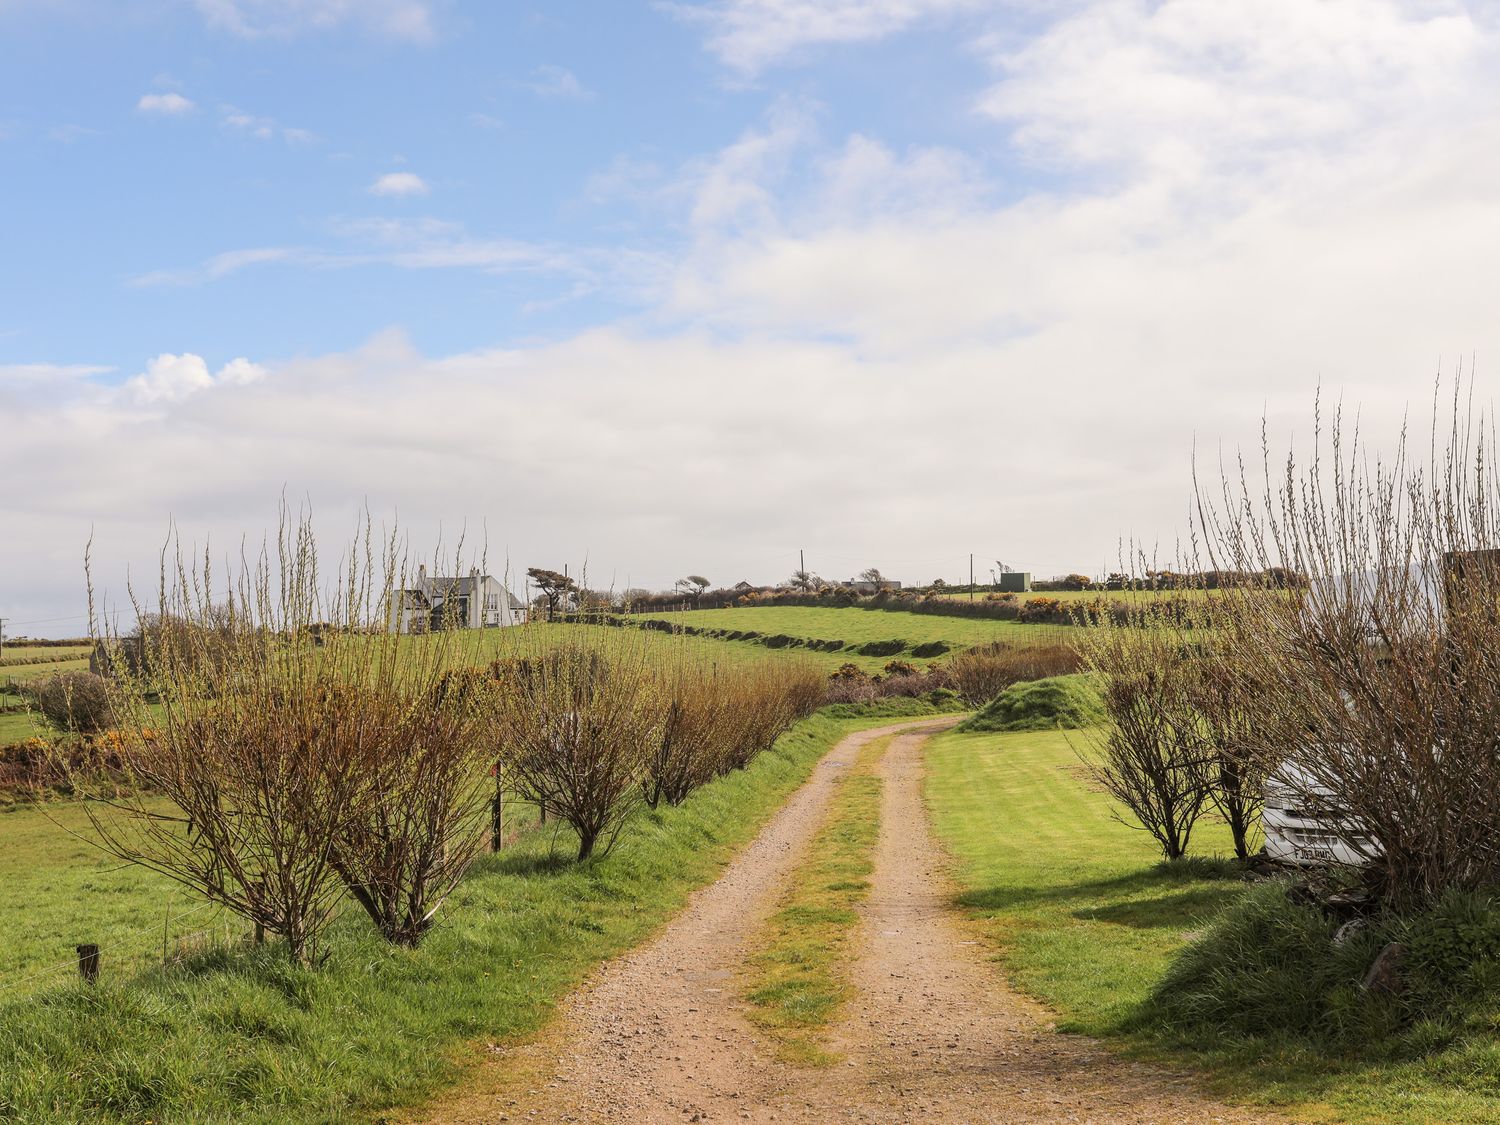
[1073,885,1239,929]
[957,856,1247,916]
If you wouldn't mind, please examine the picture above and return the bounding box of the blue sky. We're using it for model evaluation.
[2,2,1001,367]
[6,1,1500,633]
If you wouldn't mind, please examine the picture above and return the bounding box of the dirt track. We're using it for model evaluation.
[422,720,1284,1125]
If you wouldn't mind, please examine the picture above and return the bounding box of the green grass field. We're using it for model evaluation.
[0,711,889,1123]
[923,726,1500,1124]
[632,606,1074,669]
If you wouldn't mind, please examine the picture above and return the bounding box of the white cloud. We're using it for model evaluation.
[0,363,112,384]
[193,0,436,40]
[369,171,430,197]
[977,0,1484,182]
[124,353,266,404]
[679,0,981,73]
[130,221,577,285]
[16,0,1500,630]
[136,92,195,115]
[523,64,592,100]
[220,106,317,144]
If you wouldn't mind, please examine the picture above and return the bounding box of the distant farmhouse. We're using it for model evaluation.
[397,566,526,633]
[846,577,903,594]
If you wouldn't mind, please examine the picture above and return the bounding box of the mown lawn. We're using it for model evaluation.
[632,605,1073,668]
[924,726,1500,1124]
[0,711,893,1124]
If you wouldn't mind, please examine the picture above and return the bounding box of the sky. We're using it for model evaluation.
[4,0,1500,634]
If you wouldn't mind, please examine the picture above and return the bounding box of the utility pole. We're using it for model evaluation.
[969,555,975,601]
[0,618,6,660]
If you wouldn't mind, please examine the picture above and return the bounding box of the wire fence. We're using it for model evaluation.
[0,897,254,1000]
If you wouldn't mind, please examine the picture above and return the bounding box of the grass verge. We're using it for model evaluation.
[0,712,893,1124]
[742,734,889,1065]
[923,725,1500,1124]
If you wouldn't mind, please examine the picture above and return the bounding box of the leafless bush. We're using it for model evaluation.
[1195,386,1500,906]
[718,662,825,772]
[86,511,493,962]
[1080,618,1208,861]
[326,668,497,946]
[947,643,1081,706]
[1180,645,1263,861]
[30,671,114,733]
[644,668,731,808]
[490,631,663,859]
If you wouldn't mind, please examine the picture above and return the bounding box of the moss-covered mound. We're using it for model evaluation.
[958,673,1104,733]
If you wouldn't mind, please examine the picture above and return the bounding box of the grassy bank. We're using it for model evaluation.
[0,711,891,1124]
[923,726,1500,1123]
[742,733,889,1065]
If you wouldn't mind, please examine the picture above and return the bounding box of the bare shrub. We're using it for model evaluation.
[946,643,1081,706]
[1195,387,1500,906]
[491,631,663,860]
[30,671,113,733]
[326,666,497,946]
[1180,646,1263,862]
[87,512,493,962]
[1080,619,1207,861]
[644,668,730,808]
[718,662,825,772]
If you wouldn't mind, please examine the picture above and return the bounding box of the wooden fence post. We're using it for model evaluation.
[491,769,505,853]
[76,943,100,984]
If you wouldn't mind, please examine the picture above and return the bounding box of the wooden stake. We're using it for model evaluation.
[76,943,100,984]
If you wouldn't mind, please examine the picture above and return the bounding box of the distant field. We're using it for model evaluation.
[0,646,92,686]
[443,619,851,672]
[934,588,1208,604]
[631,606,1074,668]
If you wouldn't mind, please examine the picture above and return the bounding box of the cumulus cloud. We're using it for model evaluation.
[124,353,266,404]
[369,171,430,197]
[136,92,195,115]
[193,0,436,40]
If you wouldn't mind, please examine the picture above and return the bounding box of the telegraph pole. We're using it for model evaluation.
[799,549,805,581]
[0,617,6,660]
[969,554,975,601]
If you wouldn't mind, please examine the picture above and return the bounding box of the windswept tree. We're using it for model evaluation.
[527,567,577,620]
[788,569,818,591]
[859,567,886,589]
[678,575,710,601]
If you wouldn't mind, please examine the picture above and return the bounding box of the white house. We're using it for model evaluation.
[397,566,526,633]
